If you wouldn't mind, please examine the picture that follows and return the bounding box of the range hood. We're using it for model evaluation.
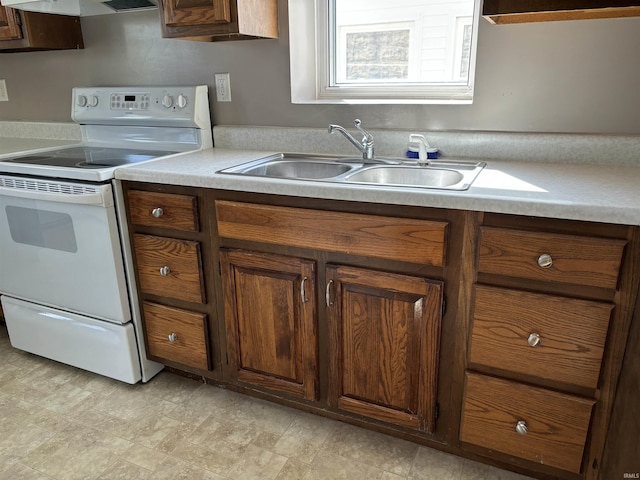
[0,0,156,16]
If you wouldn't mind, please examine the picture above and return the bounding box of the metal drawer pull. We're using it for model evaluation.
[537,253,553,268]
[515,420,529,435]
[151,207,164,218]
[168,333,178,343]
[301,277,309,303]
[159,266,171,276]
[528,333,542,348]
[325,280,334,307]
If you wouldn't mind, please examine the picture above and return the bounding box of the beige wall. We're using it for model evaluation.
[1,0,639,134]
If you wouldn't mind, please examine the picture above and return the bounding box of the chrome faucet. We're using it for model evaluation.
[328,119,375,160]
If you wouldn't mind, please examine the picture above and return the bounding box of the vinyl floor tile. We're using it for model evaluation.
[0,325,536,480]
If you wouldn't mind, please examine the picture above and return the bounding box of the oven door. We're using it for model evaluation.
[0,175,130,324]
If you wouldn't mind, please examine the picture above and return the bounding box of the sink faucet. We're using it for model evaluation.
[329,119,375,160]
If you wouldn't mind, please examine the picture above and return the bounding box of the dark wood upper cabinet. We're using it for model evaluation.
[158,0,278,41]
[483,0,640,23]
[0,6,83,52]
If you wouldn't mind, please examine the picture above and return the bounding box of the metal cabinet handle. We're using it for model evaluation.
[159,266,171,276]
[515,420,529,435]
[168,333,178,343]
[325,280,334,307]
[151,207,164,218]
[537,253,553,268]
[300,277,309,303]
[528,333,542,348]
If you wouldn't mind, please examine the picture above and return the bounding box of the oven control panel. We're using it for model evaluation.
[110,93,151,111]
[71,86,211,130]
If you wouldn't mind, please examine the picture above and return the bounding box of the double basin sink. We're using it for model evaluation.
[219,153,486,191]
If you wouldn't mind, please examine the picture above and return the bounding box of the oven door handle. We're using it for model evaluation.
[0,186,108,206]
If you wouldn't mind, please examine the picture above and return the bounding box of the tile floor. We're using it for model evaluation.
[0,326,536,480]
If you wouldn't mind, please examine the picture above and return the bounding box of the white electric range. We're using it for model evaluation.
[0,85,212,383]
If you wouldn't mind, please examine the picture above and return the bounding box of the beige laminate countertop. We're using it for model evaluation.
[114,147,640,226]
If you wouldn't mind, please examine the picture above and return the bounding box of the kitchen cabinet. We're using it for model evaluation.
[0,6,83,52]
[120,180,640,480]
[220,249,318,400]
[461,214,638,479]
[214,198,450,432]
[158,0,278,41]
[326,265,443,433]
[483,0,640,24]
[123,184,221,376]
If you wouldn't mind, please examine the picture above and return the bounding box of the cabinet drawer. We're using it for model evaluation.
[470,285,613,389]
[460,372,594,473]
[128,190,199,232]
[478,227,625,289]
[133,234,205,303]
[215,201,448,267]
[143,302,209,370]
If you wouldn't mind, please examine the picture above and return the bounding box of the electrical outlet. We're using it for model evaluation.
[215,73,232,102]
[0,80,8,102]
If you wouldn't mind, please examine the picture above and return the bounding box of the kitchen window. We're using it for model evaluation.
[289,0,480,104]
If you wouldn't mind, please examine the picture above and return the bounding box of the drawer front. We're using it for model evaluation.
[478,227,625,289]
[128,190,199,232]
[134,234,205,303]
[143,302,209,370]
[460,372,594,473]
[470,285,613,389]
[215,201,448,267]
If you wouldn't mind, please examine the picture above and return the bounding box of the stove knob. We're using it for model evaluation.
[77,95,88,107]
[162,95,174,108]
[177,94,187,109]
[88,95,99,107]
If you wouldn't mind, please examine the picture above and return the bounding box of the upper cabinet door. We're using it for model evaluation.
[163,0,231,27]
[0,7,22,41]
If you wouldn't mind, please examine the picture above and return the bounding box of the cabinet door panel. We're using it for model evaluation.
[327,265,443,433]
[163,0,231,27]
[0,7,22,40]
[221,249,318,400]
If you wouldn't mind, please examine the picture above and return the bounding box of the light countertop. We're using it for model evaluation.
[114,147,640,226]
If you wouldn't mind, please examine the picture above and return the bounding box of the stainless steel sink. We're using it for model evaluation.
[345,166,463,189]
[239,158,353,180]
[218,153,486,191]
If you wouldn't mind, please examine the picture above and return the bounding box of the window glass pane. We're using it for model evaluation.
[332,0,475,86]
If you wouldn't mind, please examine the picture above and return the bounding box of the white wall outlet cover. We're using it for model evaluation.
[0,80,8,102]
[214,73,232,102]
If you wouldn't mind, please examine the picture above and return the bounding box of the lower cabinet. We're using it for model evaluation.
[326,265,444,433]
[460,372,595,473]
[121,184,639,480]
[220,249,319,401]
[143,302,210,370]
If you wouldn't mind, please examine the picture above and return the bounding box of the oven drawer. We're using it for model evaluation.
[128,190,199,232]
[460,372,594,473]
[478,227,625,289]
[133,234,205,303]
[469,285,613,389]
[143,302,209,370]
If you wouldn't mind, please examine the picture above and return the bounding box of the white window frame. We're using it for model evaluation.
[288,0,481,105]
